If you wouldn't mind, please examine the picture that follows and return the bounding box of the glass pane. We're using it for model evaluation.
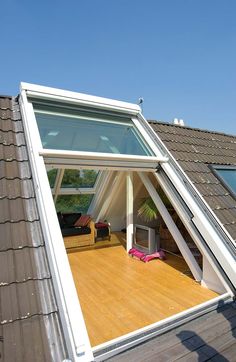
[216,169,236,193]
[34,105,153,156]
[61,169,98,188]
[47,169,58,188]
[56,194,93,214]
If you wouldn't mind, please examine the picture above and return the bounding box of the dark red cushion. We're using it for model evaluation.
[95,222,109,229]
[74,214,91,227]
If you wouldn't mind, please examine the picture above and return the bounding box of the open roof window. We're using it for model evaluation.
[33,103,154,156]
[19,83,169,359]
[212,166,236,199]
[21,83,168,171]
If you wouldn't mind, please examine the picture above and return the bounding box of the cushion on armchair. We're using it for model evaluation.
[74,214,91,227]
[95,221,110,240]
[95,221,109,229]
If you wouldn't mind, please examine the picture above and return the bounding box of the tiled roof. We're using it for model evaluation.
[150,121,236,242]
[0,97,68,361]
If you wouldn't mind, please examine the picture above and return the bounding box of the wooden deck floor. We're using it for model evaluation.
[107,301,236,362]
[67,233,218,347]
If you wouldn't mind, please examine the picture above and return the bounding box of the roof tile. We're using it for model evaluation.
[0,119,23,132]
[150,122,236,243]
[0,198,39,223]
[0,109,13,120]
[214,208,236,225]
[195,183,230,197]
[178,161,211,173]
[0,247,50,286]
[0,119,14,132]
[0,160,31,180]
[0,220,44,251]
[0,130,25,146]
[0,96,67,360]
[166,141,236,159]
[0,97,12,110]
[1,314,68,361]
[224,224,236,241]
[158,132,236,151]
[203,195,236,210]
[185,171,219,185]
[172,150,236,164]
[0,179,34,199]
[0,144,28,161]
[0,279,57,324]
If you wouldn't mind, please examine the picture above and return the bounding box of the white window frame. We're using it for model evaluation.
[211,165,236,200]
[21,82,168,169]
[47,167,101,213]
[47,167,101,195]
[137,113,236,290]
[19,82,168,361]
[20,91,93,361]
[19,83,234,361]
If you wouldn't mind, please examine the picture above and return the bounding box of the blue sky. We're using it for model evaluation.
[1,0,235,134]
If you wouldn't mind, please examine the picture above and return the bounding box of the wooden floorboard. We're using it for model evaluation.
[158,315,236,360]
[108,302,236,362]
[67,232,218,347]
[211,340,236,361]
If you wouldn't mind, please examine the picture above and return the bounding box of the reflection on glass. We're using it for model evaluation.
[47,169,57,188]
[61,169,98,188]
[56,194,93,214]
[216,169,236,193]
[34,106,153,156]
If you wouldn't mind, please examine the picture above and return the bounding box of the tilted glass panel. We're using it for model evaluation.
[56,194,94,214]
[33,105,154,156]
[215,168,236,194]
[47,169,58,188]
[61,169,99,188]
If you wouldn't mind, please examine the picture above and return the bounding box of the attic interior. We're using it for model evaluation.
[46,166,225,347]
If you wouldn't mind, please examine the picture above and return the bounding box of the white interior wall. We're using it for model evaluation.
[103,176,126,231]
[102,172,160,232]
[202,256,226,294]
